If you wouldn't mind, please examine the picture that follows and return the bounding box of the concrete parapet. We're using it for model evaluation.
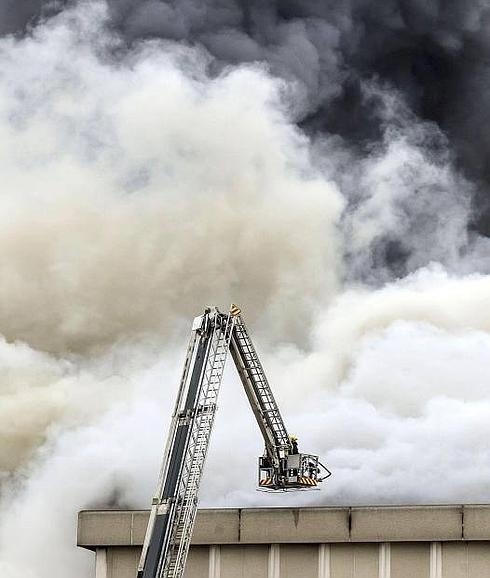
[78,506,490,578]
[78,510,137,547]
[78,509,241,548]
[192,509,240,544]
[350,505,463,542]
[240,507,349,543]
[463,505,490,540]
[78,504,490,549]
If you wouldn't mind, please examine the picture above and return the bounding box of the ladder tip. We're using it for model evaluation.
[230,304,241,317]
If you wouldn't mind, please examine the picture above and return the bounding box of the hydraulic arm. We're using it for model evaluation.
[137,305,330,578]
[230,314,330,490]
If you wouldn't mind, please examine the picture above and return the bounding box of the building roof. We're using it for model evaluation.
[77,505,490,550]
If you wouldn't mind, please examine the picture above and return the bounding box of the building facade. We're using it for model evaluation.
[77,505,490,578]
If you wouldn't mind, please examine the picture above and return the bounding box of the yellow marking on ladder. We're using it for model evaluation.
[230,304,241,317]
[299,477,317,487]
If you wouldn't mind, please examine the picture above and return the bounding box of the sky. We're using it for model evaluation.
[0,1,490,576]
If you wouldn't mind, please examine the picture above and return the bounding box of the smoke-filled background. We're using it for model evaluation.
[1,0,490,576]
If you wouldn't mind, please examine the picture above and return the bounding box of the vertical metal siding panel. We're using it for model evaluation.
[183,546,210,578]
[220,545,269,578]
[467,543,490,577]
[95,548,108,578]
[209,545,221,578]
[379,543,391,578]
[391,543,430,578]
[268,544,280,578]
[353,544,379,578]
[279,545,318,578]
[318,544,331,578]
[330,544,355,577]
[430,543,442,578]
[441,543,468,578]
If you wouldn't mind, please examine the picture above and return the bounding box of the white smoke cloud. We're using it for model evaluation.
[0,3,343,576]
[0,2,490,578]
[5,267,490,577]
[0,355,176,578]
[330,83,475,281]
[0,336,127,471]
[0,0,342,354]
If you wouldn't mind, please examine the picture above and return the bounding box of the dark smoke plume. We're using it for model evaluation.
[3,6,490,577]
[4,0,490,276]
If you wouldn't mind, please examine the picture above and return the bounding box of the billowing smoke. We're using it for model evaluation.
[3,1,490,258]
[0,1,490,577]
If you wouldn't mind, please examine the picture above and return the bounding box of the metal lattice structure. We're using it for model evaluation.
[230,316,291,462]
[138,308,235,578]
[137,305,329,578]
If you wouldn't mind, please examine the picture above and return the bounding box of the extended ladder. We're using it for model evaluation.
[229,315,291,462]
[137,308,235,578]
[138,305,327,578]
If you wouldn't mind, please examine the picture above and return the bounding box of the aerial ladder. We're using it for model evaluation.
[137,305,331,578]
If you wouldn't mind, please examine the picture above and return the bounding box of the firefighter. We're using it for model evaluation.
[290,435,299,454]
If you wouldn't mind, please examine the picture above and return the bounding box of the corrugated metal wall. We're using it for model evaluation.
[93,542,490,578]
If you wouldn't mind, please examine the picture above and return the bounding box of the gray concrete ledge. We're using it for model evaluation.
[350,506,463,542]
[77,505,490,549]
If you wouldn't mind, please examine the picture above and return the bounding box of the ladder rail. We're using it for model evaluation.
[162,313,234,577]
[138,308,235,578]
[138,328,199,575]
[229,315,291,463]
